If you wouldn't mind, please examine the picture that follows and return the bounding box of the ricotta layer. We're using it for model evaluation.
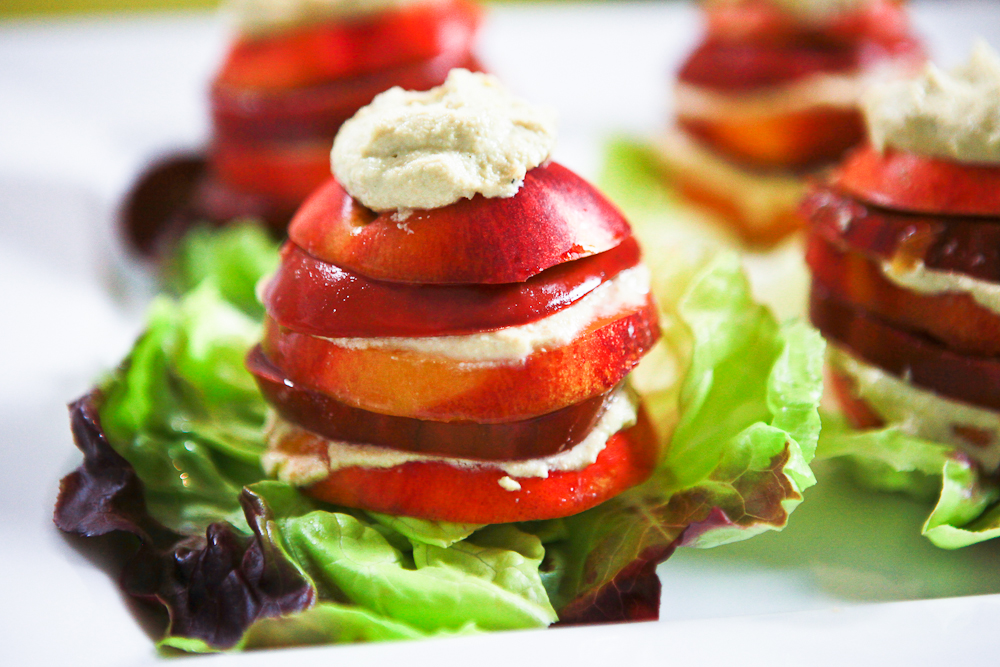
[653,126,806,232]
[830,345,1000,471]
[263,386,638,482]
[332,69,557,212]
[881,258,1000,316]
[320,264,651,363]
[675,64,912,119]
[864,41,1000,164]
[706,0,870,22]
[226,0,441,37]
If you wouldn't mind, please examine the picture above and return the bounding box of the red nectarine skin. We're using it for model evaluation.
[288,163,633,285]
[264,237,641,338]
[835,145,1000,217]
[214,0,482,92]
[808,231,1000,356]
[270,406,661,523]
[261,297,660,422]
[811,283,1000,412]
[210,139,333,202]
[212,49,482,144]
[805,186,1000,284]
[249,345,618,460]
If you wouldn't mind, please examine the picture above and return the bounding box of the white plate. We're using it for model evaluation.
[2,2,999,665]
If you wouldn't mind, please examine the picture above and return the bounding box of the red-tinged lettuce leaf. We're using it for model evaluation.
[548,254,823,623]
[55,393,316,651]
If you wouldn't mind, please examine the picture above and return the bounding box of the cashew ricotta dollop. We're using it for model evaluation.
[863,41,1000,164]
[227,0,443,37]
[706,0,871,22]
[331,68,558,212]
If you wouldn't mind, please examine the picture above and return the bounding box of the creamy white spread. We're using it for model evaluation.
[226,0,442,37]
[497,476,522,492]
[830,346,1000,471]
[264,386,638,482]
[320,264,651,363]
[864,40,1000,164]
[706,0,871,22]
[675,63,915,119]
[331,69,558,212]
[881,258,1000,316]
[653,126,807,232]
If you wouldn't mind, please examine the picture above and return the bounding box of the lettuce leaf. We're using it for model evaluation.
[56,200,824,649]
[817,414,1000,549]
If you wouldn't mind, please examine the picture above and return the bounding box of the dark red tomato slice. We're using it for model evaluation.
[211,49,483,144]
[835,145,1000,217]
[810,283,1000,412]
[210,138,333,203]
[264,236,640,338]
[261,297,660,422]
[288,163,633,285]
[805,186,1000,284]
[215,0,482,92]
[807,231,1000,357]
[248,345,616,460]
[269,405,660,523]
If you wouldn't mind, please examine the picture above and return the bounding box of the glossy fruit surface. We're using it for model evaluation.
[249,345,616,460]
[835,145,1000,217]
[264,237,641,338]
[805,186,1000,283]
[288,163,633,284]
[261,297,660,421]
[807,231,1000,356]
[811,283,1000,412]
[269,406,660,523]
[215,0,482,91]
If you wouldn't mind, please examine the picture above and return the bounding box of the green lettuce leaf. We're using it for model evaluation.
[817,414,1000,549]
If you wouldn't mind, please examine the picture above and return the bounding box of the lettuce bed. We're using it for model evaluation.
[600,136,1000,550]
[55,221,823,652]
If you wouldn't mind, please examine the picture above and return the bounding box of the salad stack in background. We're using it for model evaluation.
[807,42,1000,548]
[123,0,483,255]
[656,0,924,245]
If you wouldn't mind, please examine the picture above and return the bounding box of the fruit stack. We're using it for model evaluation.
[177,0,479,236]
[246,160,662,523]
[660,0,924,244]
[805,43,1000,470]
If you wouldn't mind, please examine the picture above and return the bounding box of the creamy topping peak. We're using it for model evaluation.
[863,40,1000,164]
[227,0,441,37]
[331,69,557,212]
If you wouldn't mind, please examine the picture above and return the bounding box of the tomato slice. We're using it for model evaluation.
[807,231,1000,357]
[261,297,660,422]
[805,186,1000,284]
[264,237,640,338]
[215,0,482,92]
[269,406,660,523]
[835,145,1000,217]
[248,345,616,460]
[810,283,1000,413]
[289,164,633,285]
[211,49,482,144]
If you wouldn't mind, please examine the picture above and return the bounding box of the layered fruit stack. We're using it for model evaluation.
[660,0,924,244]
[247,72,661,524]
[806,43,1000,471]
[200,0,483,231]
